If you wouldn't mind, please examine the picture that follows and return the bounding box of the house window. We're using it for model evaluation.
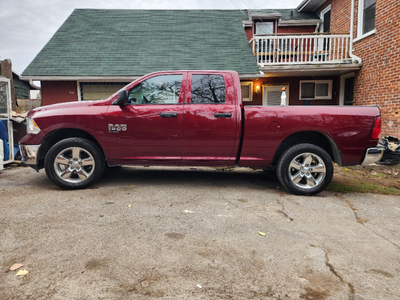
[358,0,376,37]
[320,5,331,33]
[241,81,253,102]
[80,82,128,101]
[300,80,332,100]
[255,22,274,35]
[262,85,289,106]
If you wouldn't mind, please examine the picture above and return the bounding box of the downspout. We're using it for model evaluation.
[315,21,320,32]
[349,0,362,64]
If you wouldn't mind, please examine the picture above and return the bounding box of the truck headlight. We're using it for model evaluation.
[27,117,41,134]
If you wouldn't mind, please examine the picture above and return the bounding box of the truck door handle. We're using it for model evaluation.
[160,112,178,118]
[214,113,232,118]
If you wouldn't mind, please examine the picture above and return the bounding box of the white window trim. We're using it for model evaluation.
[300,80,332,100]
[262,84,289,106]
[339,73,355,106]
[357,0,376,39]
[319,4,331,33]
[353,29,376,43]
[241,81,253,102]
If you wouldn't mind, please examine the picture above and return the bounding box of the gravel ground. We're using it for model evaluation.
[0,165,399,300]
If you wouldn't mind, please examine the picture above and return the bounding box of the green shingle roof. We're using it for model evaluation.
[23,9,262,77]
[249,9,319,21]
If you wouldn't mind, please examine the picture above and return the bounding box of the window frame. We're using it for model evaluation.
[319,5,331,33]
[356,0,376,40]
[241,81,253,102]
[299,80,332,100]
[255,21,274,35]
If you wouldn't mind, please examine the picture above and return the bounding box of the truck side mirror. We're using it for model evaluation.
[115,90,128,106]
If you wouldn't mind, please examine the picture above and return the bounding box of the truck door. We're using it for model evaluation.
[106,73,186,165]
[182,72,239,166]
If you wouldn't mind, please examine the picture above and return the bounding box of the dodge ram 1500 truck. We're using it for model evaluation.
[19,70,383,195]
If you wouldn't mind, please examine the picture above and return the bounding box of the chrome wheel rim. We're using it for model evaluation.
[288,152,326,190]
[54,147,95,184]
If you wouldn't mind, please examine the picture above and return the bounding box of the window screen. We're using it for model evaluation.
[300,80,332,100]
[242,85,250,99]
[0,82,8,114]
[266,91,282,106]
[363,0,376,34]
[256,22,274,34]
[316,83,329,97]
[301,83,315,99]
[191,75,226,104]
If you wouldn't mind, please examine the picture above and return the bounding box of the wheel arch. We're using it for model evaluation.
[272,131,342,166]
[37,128,106,169]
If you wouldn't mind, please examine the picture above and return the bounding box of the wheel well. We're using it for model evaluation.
[37,129,104,169]
[271,131,342,166]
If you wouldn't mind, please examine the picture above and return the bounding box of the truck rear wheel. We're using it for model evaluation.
[44,138,105,189]
[276,144,333,195]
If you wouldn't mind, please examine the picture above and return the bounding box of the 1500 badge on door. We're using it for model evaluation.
[108,124,127,133]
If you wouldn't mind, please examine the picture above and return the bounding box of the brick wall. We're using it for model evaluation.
[352,0,400,137]
[319,0,400,137]
[319,0,351,34]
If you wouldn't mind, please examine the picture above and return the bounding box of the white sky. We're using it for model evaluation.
[0,0,302,74]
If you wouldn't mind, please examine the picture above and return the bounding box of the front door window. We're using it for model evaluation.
[127,74,183,105]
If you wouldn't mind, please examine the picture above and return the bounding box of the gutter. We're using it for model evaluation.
[29,80,41,90]
[349,0,362,64]
[297,0,312,12]
[20,75,142,82]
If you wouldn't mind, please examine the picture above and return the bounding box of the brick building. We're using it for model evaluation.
[299,0,400,136]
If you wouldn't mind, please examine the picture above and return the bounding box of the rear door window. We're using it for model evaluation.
[190,75,226,104]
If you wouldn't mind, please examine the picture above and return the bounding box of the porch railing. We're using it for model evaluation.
[252,34,351,66]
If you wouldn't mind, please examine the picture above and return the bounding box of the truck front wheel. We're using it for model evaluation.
[44,138,105,189]
[276,144,333,195]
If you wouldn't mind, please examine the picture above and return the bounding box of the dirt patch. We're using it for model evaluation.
[328,165,400,195]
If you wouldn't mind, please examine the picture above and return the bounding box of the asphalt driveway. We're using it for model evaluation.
[1,166,399,299]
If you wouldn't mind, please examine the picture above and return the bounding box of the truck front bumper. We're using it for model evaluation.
[361,147,384,166]
[19,144,41,171]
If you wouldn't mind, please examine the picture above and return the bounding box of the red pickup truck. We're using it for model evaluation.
[19,70,383,195]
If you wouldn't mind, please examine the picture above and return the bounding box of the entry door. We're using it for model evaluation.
[107,73,185,164]
[343,76,354,105]
[262,85,289,106]
[182,73,238,165]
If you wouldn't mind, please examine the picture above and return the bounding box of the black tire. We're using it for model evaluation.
[44,138,105,189]
[276,143,333,196]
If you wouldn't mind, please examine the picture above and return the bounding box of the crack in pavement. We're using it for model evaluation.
[336,195,400,252]
[277,199,294,222]
[324,250,355,300]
